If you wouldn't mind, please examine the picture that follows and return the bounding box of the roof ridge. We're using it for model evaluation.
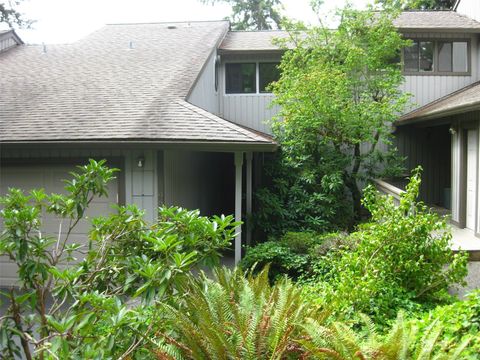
[105,20,229,26]
[176,100,272,143]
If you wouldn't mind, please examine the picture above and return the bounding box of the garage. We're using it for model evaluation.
[0,162,119,286]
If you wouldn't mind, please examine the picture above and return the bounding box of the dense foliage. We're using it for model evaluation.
[304,168,468,325]
[240,231,345,281]
[376,0,455,10]
[256,4,409,235]
[0,0,32,28]
[0,160,238,359]
[154,267,471,359]
[200,0,283,30]
[411,290,480,357]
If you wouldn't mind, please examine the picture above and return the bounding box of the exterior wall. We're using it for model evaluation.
[396,111,480,234]
[0,146,158,223]
[0,32,20,53]
[394,123,452,206]
[162,150,234,216]
[400,32,479,112]
[187,50,221,115]
[219,53,282,135]
[456,0,480,23]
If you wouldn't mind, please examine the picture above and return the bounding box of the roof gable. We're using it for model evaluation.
[0,21,274,147]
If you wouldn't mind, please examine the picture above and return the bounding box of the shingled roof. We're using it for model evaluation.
[219,30,289,52]
[398,81,480,124]
[394,11,480,32]
[0,21,275,148]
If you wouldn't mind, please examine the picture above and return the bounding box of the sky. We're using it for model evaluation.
[6,0,372,44]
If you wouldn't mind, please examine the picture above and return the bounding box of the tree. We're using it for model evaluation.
[0,160,237,359]
[200,0,284,30]
[376,0,455,10]
[0,1,32,28]
[267,3,410,222]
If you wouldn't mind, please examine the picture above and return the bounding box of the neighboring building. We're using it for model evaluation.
[0,21,283,284]
[2,0,480,285]
[392,0,480,252]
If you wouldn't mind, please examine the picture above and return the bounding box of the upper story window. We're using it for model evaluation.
[225,62,281,94]
[226,63,256,94]
[403,39,469,75]
[259,63,281,93]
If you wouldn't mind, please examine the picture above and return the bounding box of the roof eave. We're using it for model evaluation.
[218,48,285,54]
[398,27,480,33]
[396,103,480,126]
[0,139,278,152]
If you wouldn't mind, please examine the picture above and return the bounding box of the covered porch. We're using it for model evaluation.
[389,83,480,253]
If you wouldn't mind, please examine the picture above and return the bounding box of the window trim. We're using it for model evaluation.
[224,61,280,95]
[402,38,471,76]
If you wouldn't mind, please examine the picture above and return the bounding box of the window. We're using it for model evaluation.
[225,63,256,94]
[403,39,469,74]
[259,62,281,93]
[225,61,281,94]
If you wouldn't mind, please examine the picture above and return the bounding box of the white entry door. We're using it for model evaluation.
[466,130,478,231]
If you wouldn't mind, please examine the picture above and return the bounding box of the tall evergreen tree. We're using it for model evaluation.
[377,0,455,10]
[200,0,284,30]
[0,1,32,28]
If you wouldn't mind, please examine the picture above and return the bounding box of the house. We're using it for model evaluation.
[0,21,285,285]
[388,0,480,259]
[2,0,480,286]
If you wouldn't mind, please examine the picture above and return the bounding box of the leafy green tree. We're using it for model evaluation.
[200,0,283,30]
[261,3,409,230]
[1,1,32,28]
[0,159,238,359]
[376,0,455,10]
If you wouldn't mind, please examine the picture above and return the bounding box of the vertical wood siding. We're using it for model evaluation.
[219,53,282,135]
[163,150,234,216]
[187,51,220,115]
[400,32,478,112]
[1,146,158,222]
[394,124,451,206]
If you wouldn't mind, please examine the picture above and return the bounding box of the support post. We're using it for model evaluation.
[234,152,244,265]
[246,152,253,247]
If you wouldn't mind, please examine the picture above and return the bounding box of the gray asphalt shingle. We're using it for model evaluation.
[394,11,480,31]
[0,21,274,145]
[398,81,480,123]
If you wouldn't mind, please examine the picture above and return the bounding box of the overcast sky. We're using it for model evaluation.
[6,0,372,44]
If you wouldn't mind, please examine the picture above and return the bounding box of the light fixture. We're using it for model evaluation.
[137,156,145,168]
[449,126,457,135]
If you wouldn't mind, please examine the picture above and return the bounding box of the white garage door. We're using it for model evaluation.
[0,164,118,286]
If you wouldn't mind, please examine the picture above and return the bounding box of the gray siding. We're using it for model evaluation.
[457,0,480,23]
[1,146,158,223]
[219,53,281,135]
[394,124,452,206]
[162,150,234,216]
[400,32,479,112]
[188,51,220,115]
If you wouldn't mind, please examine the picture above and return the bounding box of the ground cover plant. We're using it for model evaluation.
[153,267,472,359]
[0,159,238,359]
[303,168,468,326]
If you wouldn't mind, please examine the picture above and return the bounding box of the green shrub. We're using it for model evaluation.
[0,160,238,359]
[305,168,469,326]
[240,232,332,281]
[239,241,308,280]
[154,267,471,359]
[410,291,480,357]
